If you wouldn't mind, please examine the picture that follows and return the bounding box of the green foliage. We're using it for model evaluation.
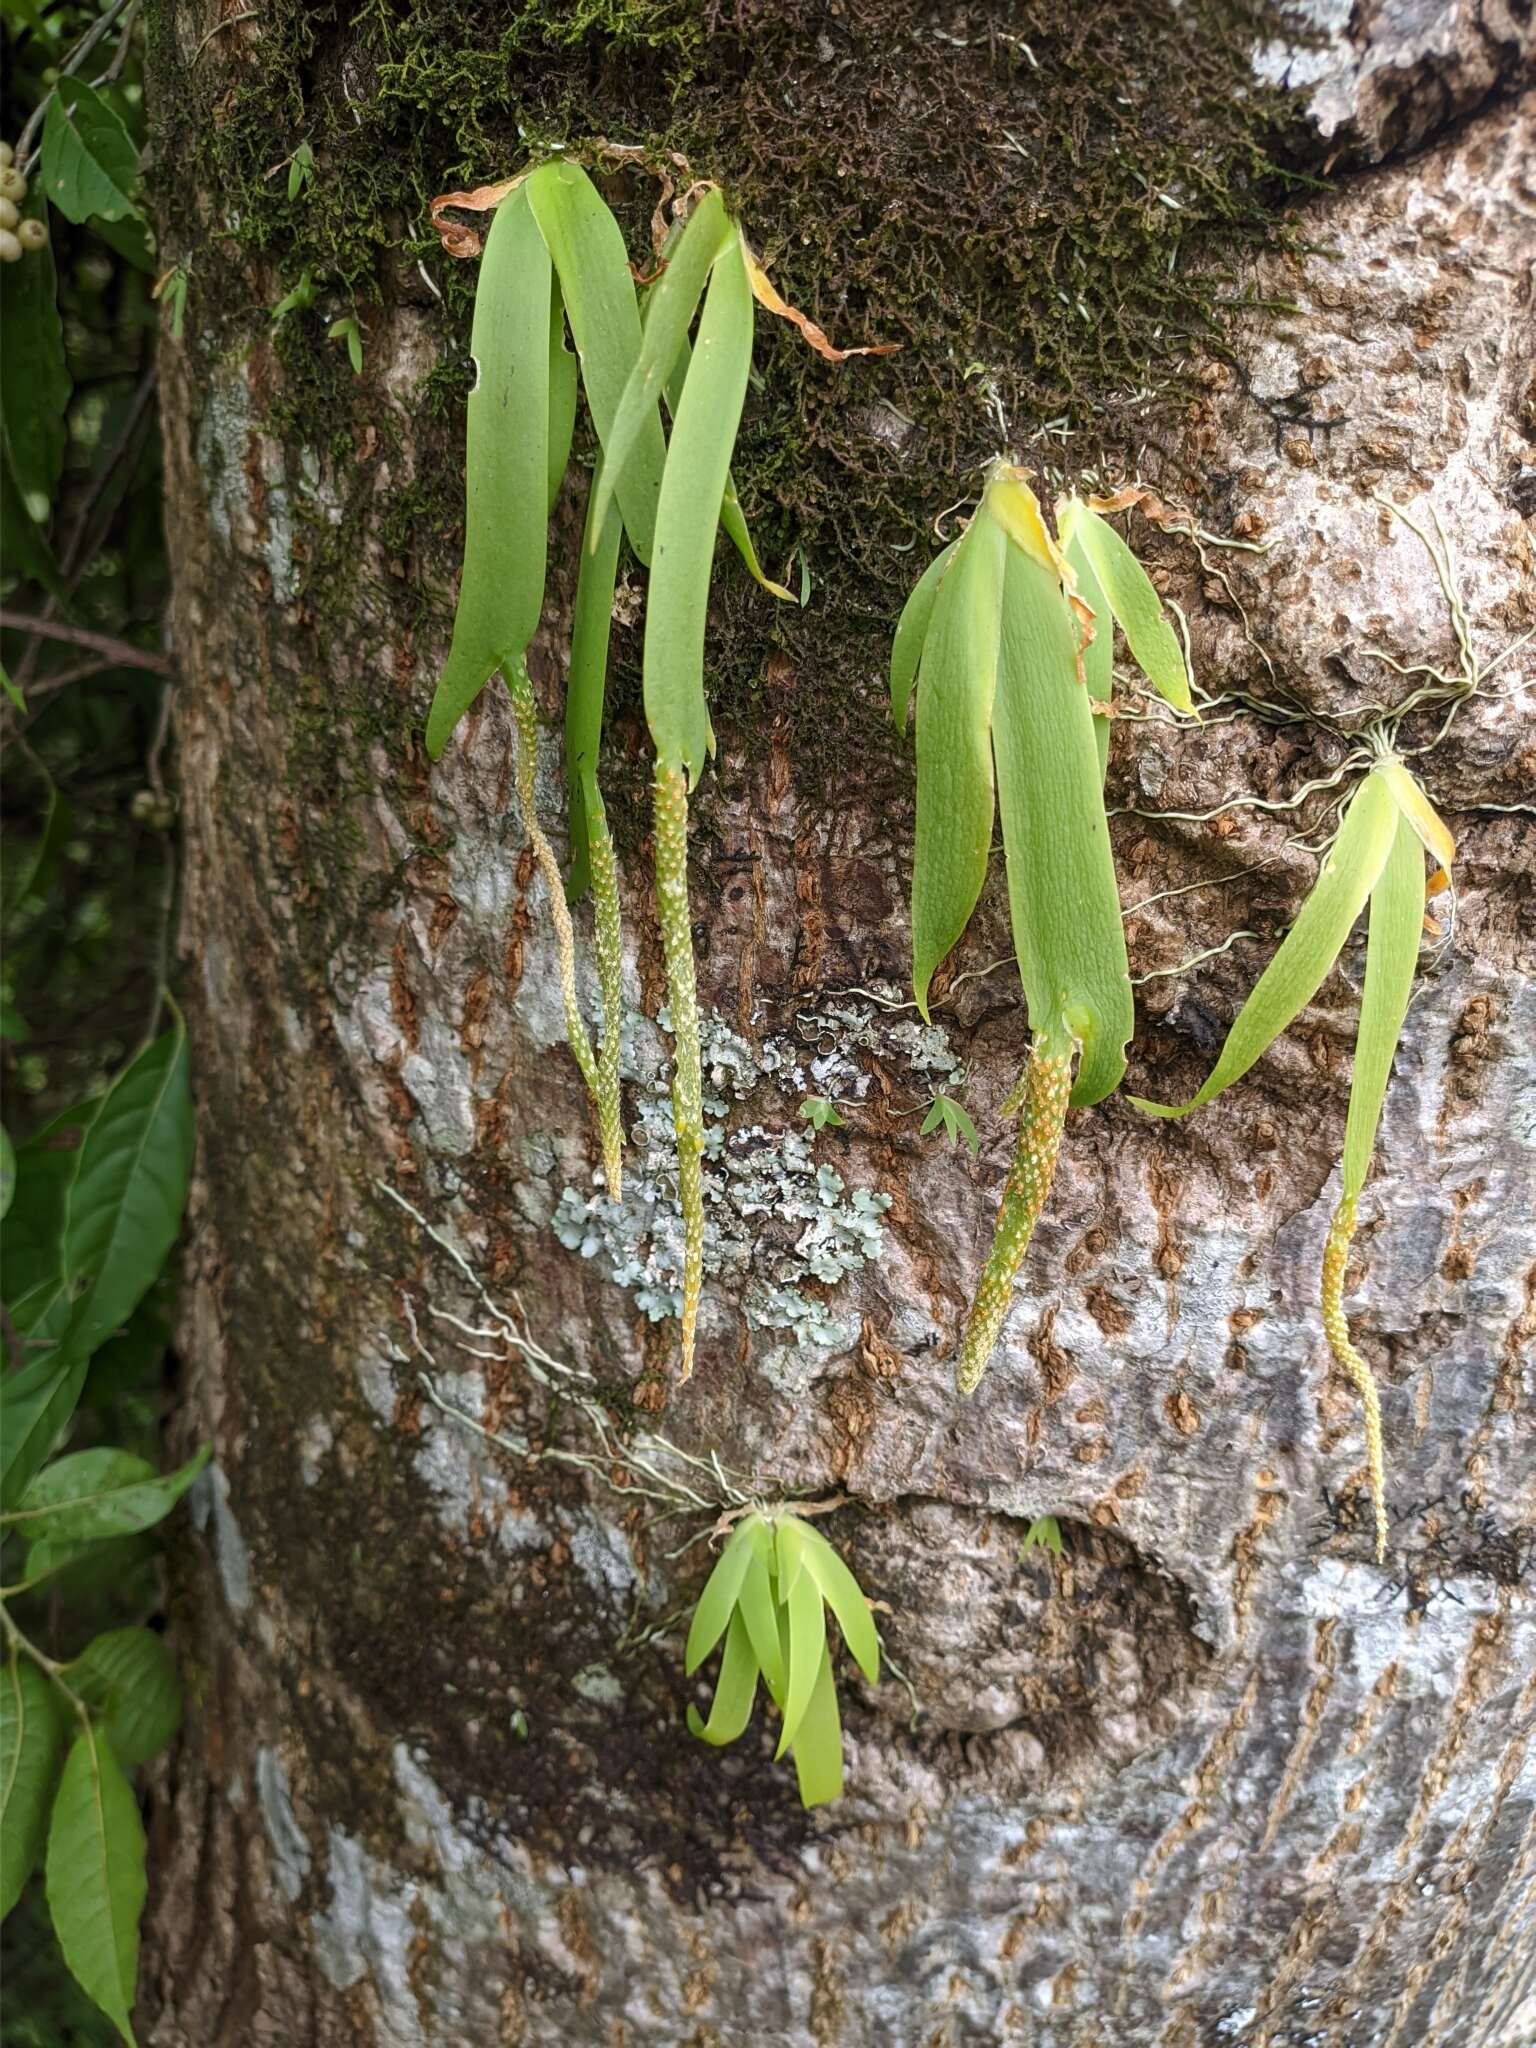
[920,1093,978,1154]
[327,313,363,374]
[422,166,844,1378]
[1021,1514,1063,1558]
[893,466,1189,1391]
[799,1096,843,1132]
[685,1510,879,1808]
[1132,755,1450,1557]
[0,1017,204,2042]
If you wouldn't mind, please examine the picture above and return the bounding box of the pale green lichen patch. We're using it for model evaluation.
[551,1003,896,1349]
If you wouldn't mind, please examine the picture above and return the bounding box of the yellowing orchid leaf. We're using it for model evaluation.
[1131,768,1399,1118]
[1057,498,1193,714]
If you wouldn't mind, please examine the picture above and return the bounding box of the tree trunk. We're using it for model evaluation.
[141,3,1535,2042]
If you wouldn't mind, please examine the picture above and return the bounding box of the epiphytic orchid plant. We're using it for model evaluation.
[1133,749,1454,1559]
[426,157,889,1381]
[892,464,1193,1393]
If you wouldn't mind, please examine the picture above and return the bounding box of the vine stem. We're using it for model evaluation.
[653,761,703,1382]
[1320,1194,1388,1563]
[954,1039,1074,1395]
[505,662,620,1193]
[2,1605,89,1723]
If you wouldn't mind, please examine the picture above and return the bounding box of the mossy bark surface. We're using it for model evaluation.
[142,5,1535,2042]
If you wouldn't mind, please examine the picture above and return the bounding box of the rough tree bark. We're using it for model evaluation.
[141,3,1534,2043]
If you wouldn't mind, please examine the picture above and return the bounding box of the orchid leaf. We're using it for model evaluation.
[686,1610,760,1745]
[591,187,732,547]
[797,1523,879,1685]
[684,1519,758,1675]
[1131,768,1400,1118]
[425,186,550,757]
[719,475,794,602]
[1341,810,1424,1201]
[1058,498,1193,713]
[525,159,665,562]
[993,540,1132,1106]
[789,1649,843,1808]
[642,235,753,786]
[910,511,1006,1017]
[890,535,958,732]
[546,284,578,515]
[564,463,623,903]
[735,1549,786,1699]
[774,1521,827,1757]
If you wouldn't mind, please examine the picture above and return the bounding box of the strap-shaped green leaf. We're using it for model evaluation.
[642,234,753,785]
[1058,499,1192,712]
[796,1523,879,1685]
[1341,811,1424,1201]
[546,283,578,516]
[2,1655,66,1918]
[662,343,791,601]
[46,1724,146,2046]
[564,465,623,903]
[735,1548,787,1699]
[425,186,550,758]
[774,1520,828,1757]
[890,535,959,732]
[993,543,1132,1106]
[1064,528,1114,782]
[591,188,732,548]
[684,1518,759,1675]
[685,1610,760,1745]
[789,1648,843,1808]
[719,475,794,602]
[1131,768,1400,1117]
[526,160,666,564]
[911,512,1006,1017]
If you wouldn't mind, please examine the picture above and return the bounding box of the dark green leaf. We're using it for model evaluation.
[590,187,730,545]
[0,186,69,520]
[525,160,666,563]
[641,234,754,785]
[67,1630,182,1769]
[45,1724,146,2046]
[41,79,141,225]
[425,186,551,757]
[1,1656,66,1919]
[6,1444,210,1545]
[0,1355,89,1511]
[52,1024,193,1366]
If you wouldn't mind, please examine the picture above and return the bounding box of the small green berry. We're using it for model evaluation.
[0,198,17,231]
[0,166,26,203]
[0,141,12,169]
[0,229,23,264]
[17,218,46,253]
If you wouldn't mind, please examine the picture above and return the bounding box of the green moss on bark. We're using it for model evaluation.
[147,0,1309,809]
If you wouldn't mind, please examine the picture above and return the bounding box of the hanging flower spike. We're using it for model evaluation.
[1133,755,1453,1559]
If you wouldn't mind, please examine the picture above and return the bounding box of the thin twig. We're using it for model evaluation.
[0,610,173,675]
